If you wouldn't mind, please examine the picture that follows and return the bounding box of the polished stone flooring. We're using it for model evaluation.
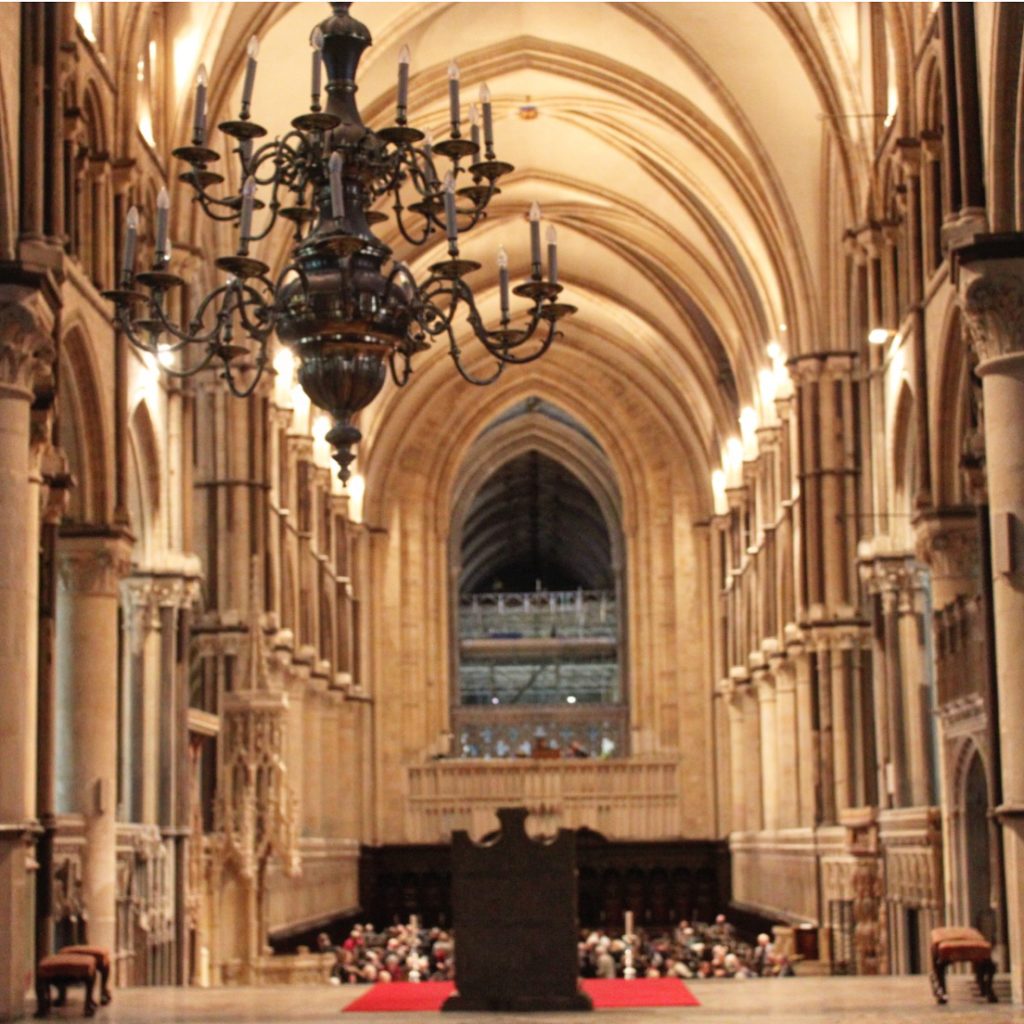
[41,976,1024,1024]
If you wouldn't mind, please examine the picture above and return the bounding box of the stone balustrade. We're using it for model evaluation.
[406,757,681,843]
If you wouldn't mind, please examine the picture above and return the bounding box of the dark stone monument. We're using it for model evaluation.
[441,807,593,1012]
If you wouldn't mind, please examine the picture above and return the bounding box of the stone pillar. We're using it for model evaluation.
[896,565,934,808]
[957,245,1024,1002]
[56,533,132,954]
[773,655,800,830]
[0,300,53,1021]
[724,679,747,833]
[753,663,779,832]
[788,632,817,827]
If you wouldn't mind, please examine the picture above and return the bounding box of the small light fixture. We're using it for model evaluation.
[566,695,576,705]
[868,327,891,346]
[518,96,539,120]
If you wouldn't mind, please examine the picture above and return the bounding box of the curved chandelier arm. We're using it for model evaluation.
[449,338,508,387]
[388,349,413,388]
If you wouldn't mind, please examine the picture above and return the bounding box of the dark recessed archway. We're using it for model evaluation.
[460,449,613,595]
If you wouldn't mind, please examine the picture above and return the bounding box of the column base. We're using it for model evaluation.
[0,825,41,1022]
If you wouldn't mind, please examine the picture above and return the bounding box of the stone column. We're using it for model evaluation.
[753,662,779,832]
[773,654,800,830]
[56,532,133,953]
[957,246,1024,1002]
[724,679,747,833]
[896,565,934,808]
[0,300,53,1021]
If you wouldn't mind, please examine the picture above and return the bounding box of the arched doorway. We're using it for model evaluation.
[964,751,994,939]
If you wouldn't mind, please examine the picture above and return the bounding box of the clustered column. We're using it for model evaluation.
[0,300,53,1021]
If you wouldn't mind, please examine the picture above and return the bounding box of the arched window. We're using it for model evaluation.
[451,401,626,759]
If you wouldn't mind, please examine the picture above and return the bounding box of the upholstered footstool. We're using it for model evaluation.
[35,953,97,1017]
[929,926,996,1004]
[58,946,112,1006]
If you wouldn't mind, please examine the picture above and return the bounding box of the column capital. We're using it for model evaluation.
[57,531,133,597]
[0,297,55,398]
[914,510,980,581]
[955,238,1024,368]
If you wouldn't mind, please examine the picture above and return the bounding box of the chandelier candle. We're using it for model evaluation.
[547,225,558,285]
[448,60,461,133]
[498,246,510,320]
[311,28,324,108]
[529,201,542,271]
[240,36,259,116]
[192,64,207,145]
[155,187,170,261]
[480,83,494,155]
[469,103,480,150]
[120,205,139,284]
[397,44,411,120]
[238,177,256,251]
[443,172,458,245]
[329,151,345,219]
[110,1,574,481]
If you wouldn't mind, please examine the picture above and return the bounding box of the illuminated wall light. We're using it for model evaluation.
[868,327,891,346]
[347,472,365,523]
[157,344,175,368]
[739,406,759,458]
[173,29,203,96]
[711,468,728,516]
[766,340,782,362]
[312,414,332,468]
[566,695,577,705]
[758,367,778,417]
[138,110,156,147]
[724,436,744,487]
[75,1,96,42]
[778,323,787,333]
[273,347,296,406]
[291,382,311,434]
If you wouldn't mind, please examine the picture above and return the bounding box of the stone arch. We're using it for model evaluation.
[931,302,978,507]
[128,398,163,563]
[58,321,110,525]
[890,380,917,548]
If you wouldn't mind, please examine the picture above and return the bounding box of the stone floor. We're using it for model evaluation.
[40,976,1023,1024]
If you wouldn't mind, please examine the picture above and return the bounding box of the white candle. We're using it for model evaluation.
[448,59,460,133]
[528,201,541,268]
[546,225,558,285]
[192,64,208,145]
[241,35,259,114]
[397,44,411,117]
[480,83,493,153]
[443,172,458,243]
[329,151,344,219]
[469,103,480,152]
[155,186,170,261]
[497,245,509,320]
[239,176,256,248]
[311,28,324,106]
[121,205,139,282]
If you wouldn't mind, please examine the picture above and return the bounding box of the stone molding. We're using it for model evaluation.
[57,534,133,596]
[0,299,55,397]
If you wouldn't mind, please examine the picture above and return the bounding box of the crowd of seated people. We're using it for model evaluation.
[578,915,796,980]
[316,923,454,983]
[314,913,793,984]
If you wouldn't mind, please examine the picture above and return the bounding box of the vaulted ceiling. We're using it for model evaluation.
[167,1,875,505]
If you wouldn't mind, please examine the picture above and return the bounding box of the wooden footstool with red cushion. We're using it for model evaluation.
[35,953,97,1017]
[929,926,997,1004]
[58,947,112,1006]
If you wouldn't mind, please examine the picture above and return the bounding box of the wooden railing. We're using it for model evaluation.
[406,757,681,843]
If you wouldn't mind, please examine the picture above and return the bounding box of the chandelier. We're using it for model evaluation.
[103,2,574,480]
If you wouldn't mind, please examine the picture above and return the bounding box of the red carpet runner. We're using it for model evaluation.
[342,978,700,1012]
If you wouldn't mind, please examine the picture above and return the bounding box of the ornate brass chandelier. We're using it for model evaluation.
[104,2,574,480]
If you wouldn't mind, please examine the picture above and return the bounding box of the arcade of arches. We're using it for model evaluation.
[3,1,1024,1019]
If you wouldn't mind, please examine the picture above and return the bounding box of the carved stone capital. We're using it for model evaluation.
[0,299,55,397]
[914,513,980,581]
[960,267,1024,366]
[57,533,133,597]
